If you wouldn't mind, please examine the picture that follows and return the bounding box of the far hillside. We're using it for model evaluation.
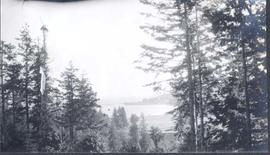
[123,94,177,106]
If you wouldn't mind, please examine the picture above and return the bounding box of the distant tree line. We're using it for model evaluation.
[107,109,174,153]
[137,0,267,152]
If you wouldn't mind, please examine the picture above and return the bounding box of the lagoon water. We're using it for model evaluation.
[100,102,175,132]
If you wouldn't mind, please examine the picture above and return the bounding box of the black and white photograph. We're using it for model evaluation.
[0,0,269,153]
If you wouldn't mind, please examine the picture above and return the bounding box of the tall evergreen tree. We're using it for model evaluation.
[118,107,129,128]
[137,0,197,150]
[59,62,80,151]
[1,41,26,152]
[127,114,141,152]
[111,107,128,129]
[108,120,120,152]
[267,0,270,151]
[139,114,151,152]
[204,0,267,150]
[59,62,102,152]
[0,41,21,151]
[149,126,164,152]
[16,25,37,151]
[112,109,119,128]
[137,0,219,151]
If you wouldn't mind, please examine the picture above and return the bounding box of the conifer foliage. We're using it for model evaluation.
[0,0,268,152]
[0,25,106,152]
[137,0,267,152]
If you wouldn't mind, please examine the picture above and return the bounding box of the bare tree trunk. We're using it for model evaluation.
[24,59,31,151]
[194,96,198,151]
[12,91,16,125]
[184,2,196,151]
[70,124,73,146]
[238,0,251,149]
[26,77,29,133]
[195,1,205,151]
[25,84,30,151]
[241,35,251,150]
[69,85,75,152]
[25,70,29,130]
[266,0,270,151]
[69,122,74,151]
[0,45,4,152]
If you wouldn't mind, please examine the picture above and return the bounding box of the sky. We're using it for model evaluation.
[1,0,166,104]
